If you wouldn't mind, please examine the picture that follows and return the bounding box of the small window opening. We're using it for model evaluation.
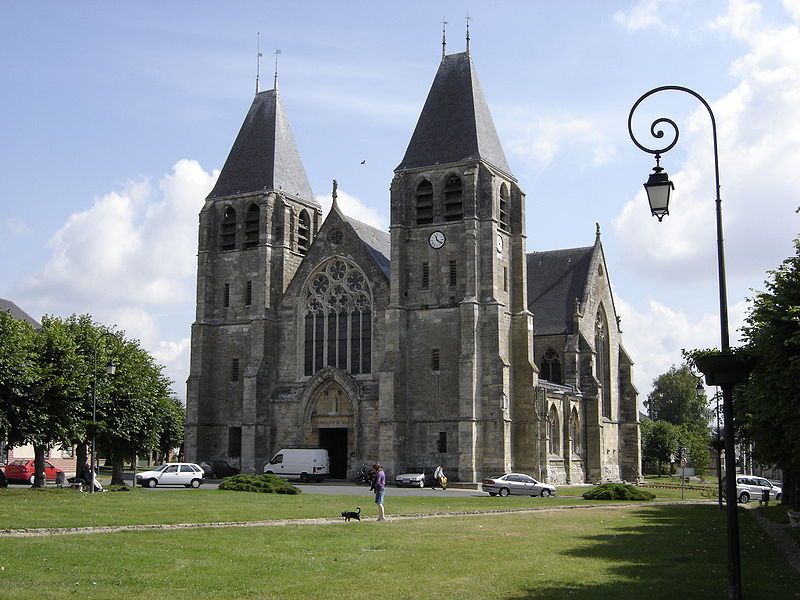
[422,262,430,290]
[231,358,240,382]
[431,348,440,371]
[437,431,447,453]
[415,179,433,225]
[503,267,508,292]
[443,175,463,221]
[245,280,253,306]
[224,283,231,308]
[228,426,242,458]
[449,260,457,287]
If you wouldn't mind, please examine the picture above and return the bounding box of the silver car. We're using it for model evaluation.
[483,473,556,497]
[734,475,782,503]
[135,463,205,488]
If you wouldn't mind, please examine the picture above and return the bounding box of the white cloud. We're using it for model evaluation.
[506,115,616,169]
[316,188,388,230]
[18,159,217,399]
[614,0,800,284]
[614,0,678,32]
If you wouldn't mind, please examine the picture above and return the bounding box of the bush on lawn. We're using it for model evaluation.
[218,473,301,494]
[582,483,655,501]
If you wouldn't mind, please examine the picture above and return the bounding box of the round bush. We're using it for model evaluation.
[218,473,301,494]
[582,483,655,501]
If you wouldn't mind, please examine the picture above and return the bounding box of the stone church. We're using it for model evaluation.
[185,48,641,484]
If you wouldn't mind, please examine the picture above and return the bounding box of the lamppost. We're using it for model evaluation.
[90,331,121,494]
[628,86,742,600]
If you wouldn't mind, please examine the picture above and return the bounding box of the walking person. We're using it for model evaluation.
[370,463,386,521]
[433,464,447,491]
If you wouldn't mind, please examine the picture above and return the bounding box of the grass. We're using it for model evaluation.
[0,504,796,599]
[0,488,613,530]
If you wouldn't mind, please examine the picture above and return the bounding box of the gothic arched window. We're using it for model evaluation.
[415,179,433,225]
[570,408,582,456]
[548,405,560,455]
[540,349,562,384]
[443,175,463,221]
[303,258,372,377]
[595,304,612,419]
[221,206,236,251]
[499,183,510,232]
[244,203,260,249]
[298,210,311,255]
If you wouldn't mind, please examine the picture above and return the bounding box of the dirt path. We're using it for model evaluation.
[749,507,800,575]
[0,500,708,538]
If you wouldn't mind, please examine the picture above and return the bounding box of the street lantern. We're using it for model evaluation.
[644,157,674,221]
[106,361,117,376]
[695,378,704,398]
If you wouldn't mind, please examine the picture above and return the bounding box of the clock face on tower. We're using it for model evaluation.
[429,230,446,249]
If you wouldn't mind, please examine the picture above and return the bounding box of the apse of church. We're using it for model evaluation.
[185,48,641,485]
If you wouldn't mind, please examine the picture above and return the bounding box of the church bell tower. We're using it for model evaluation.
[382,51,537,482]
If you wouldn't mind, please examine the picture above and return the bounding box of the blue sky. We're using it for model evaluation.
[2,1,798,403]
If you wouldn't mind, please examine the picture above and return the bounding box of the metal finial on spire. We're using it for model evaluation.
[273,49,281,91]
[441,17,448,60]
[596,222,601,237]
[255,32,263,95]
[332,179,338,208]
[465,13,471,55]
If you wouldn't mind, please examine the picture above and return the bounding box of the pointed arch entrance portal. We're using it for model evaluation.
[301,371,357,479]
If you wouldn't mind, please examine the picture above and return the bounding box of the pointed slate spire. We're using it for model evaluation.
[396,52,512,177]
[208,89,317,204]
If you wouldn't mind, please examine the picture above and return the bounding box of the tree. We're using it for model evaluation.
[156,397,185,461]
[640,417,680,475]
[646,364,709,433]
[0,311,39,462]
[738,237,800,510]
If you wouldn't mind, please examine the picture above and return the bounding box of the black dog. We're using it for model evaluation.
[341,507,361,522]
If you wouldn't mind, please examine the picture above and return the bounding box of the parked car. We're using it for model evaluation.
[198,460,240,479]
[3,459,64,484]
[135,463,205,488]
[723,475,782,503]
[395,471,426,488]
[483,473,556,497]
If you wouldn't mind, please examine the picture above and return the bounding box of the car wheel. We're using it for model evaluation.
[541,489,552,498]
[29,474,35,485]
[738,492,750,503]
[776,493,782,501]
[489,492,497,497]
[419,480,425,488]
[499,487,510,497]
[299,472,309,483]
[190,479,201,488]
[147,478,157,488]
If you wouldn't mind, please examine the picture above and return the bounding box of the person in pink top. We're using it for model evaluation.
[370,463,386,521]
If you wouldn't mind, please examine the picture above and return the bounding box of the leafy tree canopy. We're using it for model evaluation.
[646,364,709,433]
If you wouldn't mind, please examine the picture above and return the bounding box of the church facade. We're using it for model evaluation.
[185,50,641,484]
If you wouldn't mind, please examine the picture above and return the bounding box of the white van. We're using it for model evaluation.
[263,448,329,482]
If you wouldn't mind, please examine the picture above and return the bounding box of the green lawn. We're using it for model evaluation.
[0,488,614,530]
[0,504,795,599]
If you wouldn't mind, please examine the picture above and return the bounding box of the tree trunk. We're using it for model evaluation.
[75,441,89,482]
[33,445,46,488]
[784,466,799,511]
[110,451,126,486]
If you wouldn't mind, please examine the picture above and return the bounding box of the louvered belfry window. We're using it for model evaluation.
[221,206,236,251]
[244,203,260,248]
[415,179,433,225]
[499,183,510,232]
[443,175,463,221]
[298,210,311,255]
[303,258,372,376]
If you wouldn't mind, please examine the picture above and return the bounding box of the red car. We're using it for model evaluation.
[3,459,64,484]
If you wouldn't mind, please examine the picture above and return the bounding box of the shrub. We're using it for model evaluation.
[582,483,655,501]
[218,473,301,494]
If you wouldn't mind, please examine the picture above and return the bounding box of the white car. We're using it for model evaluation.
[136,463,205,488]
[483,473,556,497]
[395,471,426,488]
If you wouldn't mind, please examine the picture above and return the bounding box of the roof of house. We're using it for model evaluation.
[0,298,41,329]
[207,89,316,204]
[526,246,595,335]
[395,52,512,178]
